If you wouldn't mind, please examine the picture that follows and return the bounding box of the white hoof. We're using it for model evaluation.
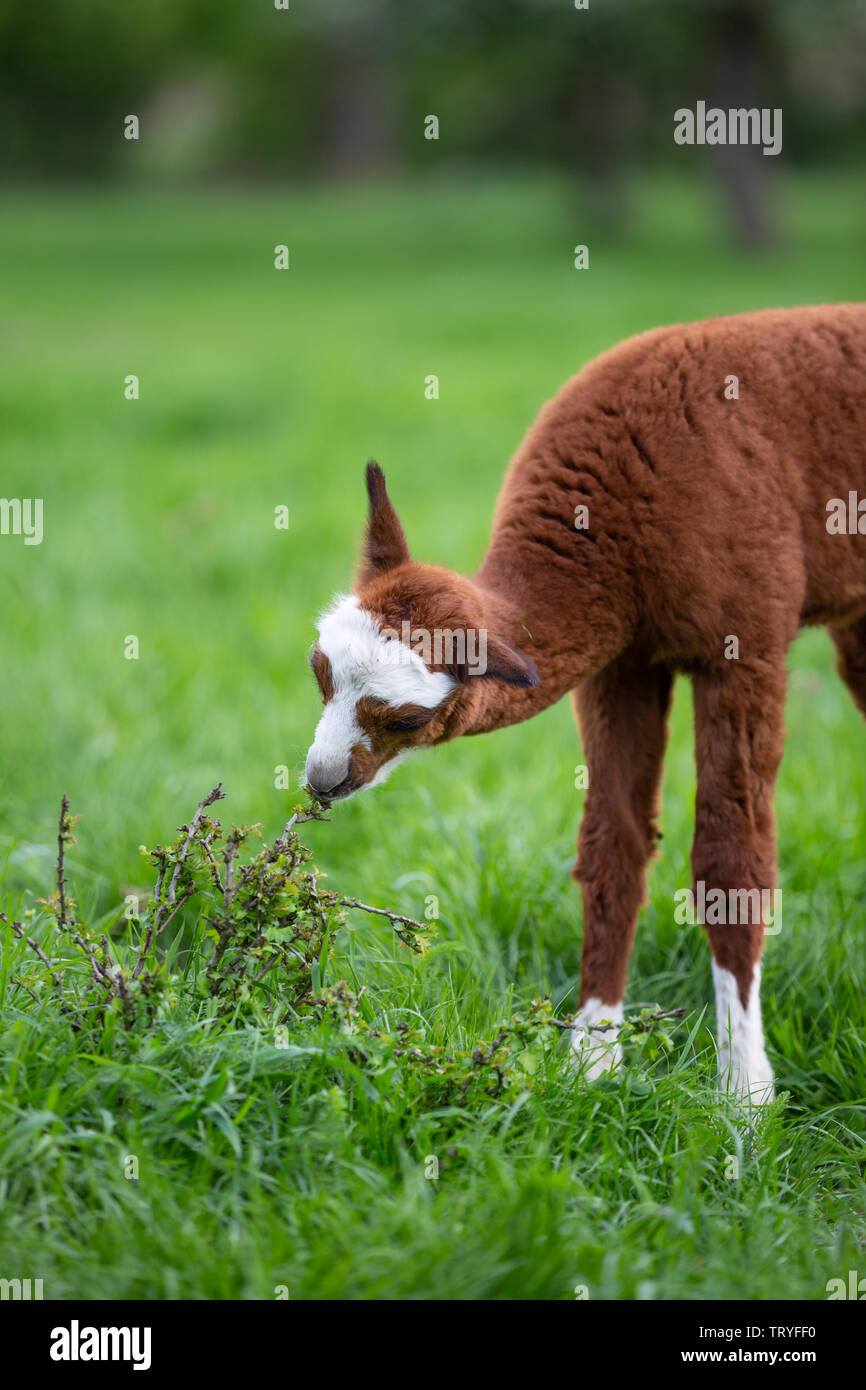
[718,1044,775,1105]
[570,998,623,1080]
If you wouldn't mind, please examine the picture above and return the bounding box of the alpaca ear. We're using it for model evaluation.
[358,460,411,584]
[469,633,540,687]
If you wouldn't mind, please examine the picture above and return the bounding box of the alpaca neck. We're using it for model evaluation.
[455,540,631,736]
[451,583,582,737]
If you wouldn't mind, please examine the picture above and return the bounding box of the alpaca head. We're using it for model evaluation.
[304,462,539,800]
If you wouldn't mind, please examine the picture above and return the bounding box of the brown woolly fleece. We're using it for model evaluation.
[331,305,866,1011]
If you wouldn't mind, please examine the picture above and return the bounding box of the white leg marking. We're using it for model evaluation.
[712,962,775,1104]
[570,998,624,1079]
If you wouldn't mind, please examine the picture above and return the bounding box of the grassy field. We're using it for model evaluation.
[0,172,865,1300]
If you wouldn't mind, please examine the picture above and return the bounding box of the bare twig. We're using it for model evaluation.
[165,784,225,910]
[337,896,427,932]
[69,927,112,987]
[549,1006,686,1033]
[152,853,166,916]
[222,835,239,913]
[114,965,134,1022]
[155,888,196,939]
[335,895,430,952]
[198,828,224,897]
[133,785,226,978]
[279,798,331,842]
[1,911,63,993]
[56,793,70,930]
[9,975,40,1004]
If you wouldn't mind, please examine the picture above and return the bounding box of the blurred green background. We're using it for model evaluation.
[3,0,865,245]
[0,0,864,908]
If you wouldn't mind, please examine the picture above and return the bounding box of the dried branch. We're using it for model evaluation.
[198,828,224,897]
[9,975,40,1004]
[1,911,63,993]
[56,793,70,930]
[334,895,431,952]
[134,784,226,978]
[222,835,240,913]
[279,798,331,842]
[549,1006,686,1033]
[165,783,225,911]
[155,888,196,939]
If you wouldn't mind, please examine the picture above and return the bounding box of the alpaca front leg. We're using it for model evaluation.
[569,662,672,1079]
[692,662,785,1105]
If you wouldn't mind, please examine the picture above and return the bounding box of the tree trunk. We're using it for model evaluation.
[710,2,779,249]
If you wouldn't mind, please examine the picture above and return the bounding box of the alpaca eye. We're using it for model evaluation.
[385,708,433,733]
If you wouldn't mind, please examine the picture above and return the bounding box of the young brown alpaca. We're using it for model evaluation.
[305,303,866,1101]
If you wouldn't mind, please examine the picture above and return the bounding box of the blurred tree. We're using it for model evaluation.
[0,0,862,250]
[308,1,398,178]
[707,1,780,247]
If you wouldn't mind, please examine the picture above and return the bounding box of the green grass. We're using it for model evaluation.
[0,171,865,1300]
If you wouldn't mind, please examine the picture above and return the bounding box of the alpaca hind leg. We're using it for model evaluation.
[830,615,866,719]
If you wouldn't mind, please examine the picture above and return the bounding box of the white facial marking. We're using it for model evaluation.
[305,594,456,795]
[712,962,775,1104]
[318,594,457,707]
[570,998,624,1080]
[305,689,369,794]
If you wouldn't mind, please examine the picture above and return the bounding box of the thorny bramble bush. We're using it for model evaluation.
[2,786,684,1106]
